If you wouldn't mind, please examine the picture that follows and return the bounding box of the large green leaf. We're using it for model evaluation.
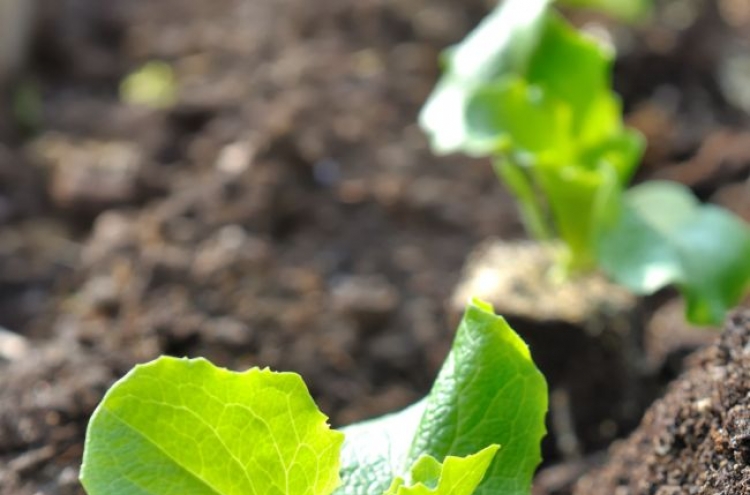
[384,445,500,495]
[80,357,344,495]
[598,181,750,325]
[336,299,548,495]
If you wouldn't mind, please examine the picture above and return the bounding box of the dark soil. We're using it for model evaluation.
[575,309,750,495]
[0,0,748,494]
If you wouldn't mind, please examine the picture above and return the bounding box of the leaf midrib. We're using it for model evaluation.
[104,406,226,495]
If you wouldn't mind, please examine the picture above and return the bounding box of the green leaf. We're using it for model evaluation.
[465,77,571,157]
[525,13,614,143]
[579,128,645,185]
[337,402,426,495]
[336,299,548,495]
[419,0,553,154]
[598,181,750,325]
[421,3,620,158]
[408,455,442,489]
[384,445,500,495]
[536,159,620,271]
[418,0,648,274]
[492,11,638,164]
[80,357,344,495]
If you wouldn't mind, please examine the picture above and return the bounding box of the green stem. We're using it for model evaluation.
[492,157,554,242]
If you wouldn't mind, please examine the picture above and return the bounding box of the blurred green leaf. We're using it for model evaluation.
[419,0,643,271]
[536,159,620,271]
[465,77,571,157]
[419,0,553,154]
[524,13,614,142]
[493,157,554,241]
[598,181,750,325]
[120,61,178,109]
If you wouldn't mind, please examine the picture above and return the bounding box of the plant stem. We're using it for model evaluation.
[492,157,554,242]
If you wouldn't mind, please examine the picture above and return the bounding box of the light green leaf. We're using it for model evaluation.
[418,0,647,276]
[598,181,750,325]
[410,300,547,495]
[446,0,553,81]
[336,299,548,495]
[465,77,572,157]
[120,61,178,109]
[337,402,426,495]
[510,11,641,167]
[80,357,344,495]
[384,445,500,495]
[525,13,614,142]
[419,0,552,154]
[579,128,645,185]
[408,455,442,489]
[536,159,620,271]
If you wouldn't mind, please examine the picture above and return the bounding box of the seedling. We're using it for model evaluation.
[80,300,548,495]
[419,0,750,324]
[120,61,178,109]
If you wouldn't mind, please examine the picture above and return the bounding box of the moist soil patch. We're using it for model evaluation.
[575,310,750,494]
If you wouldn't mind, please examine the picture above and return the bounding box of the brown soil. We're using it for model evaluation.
[575,309,750,494]
[0,0,748,494]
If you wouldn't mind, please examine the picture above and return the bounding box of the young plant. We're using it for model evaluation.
[419,0,750,325]
[598,181,750,325]
[80,300,548,495]
[120,61,178,109]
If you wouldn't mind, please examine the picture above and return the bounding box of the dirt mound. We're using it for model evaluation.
[575,310,750,495]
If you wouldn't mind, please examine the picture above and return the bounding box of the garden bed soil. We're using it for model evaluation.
[0,0,749,494]
[574,309,750,495]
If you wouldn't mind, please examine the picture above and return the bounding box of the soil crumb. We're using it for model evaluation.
[575,309,750,495]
